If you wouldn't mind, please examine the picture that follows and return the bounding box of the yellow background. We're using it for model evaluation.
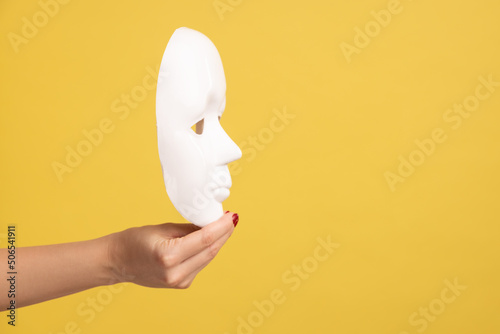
[1,0,499,333]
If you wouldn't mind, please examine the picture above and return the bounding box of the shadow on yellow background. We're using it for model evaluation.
[1,0,499,333]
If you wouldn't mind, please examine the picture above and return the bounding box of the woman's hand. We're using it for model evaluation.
[0,212,238,309]
[107,211,239,289]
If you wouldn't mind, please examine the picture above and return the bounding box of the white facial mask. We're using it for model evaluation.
[156,27,242,227]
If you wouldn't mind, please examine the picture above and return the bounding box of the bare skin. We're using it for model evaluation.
[0,211,238,309]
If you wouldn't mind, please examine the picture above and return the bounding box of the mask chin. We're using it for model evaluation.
[164,162,225,227]
[177,199,224,227]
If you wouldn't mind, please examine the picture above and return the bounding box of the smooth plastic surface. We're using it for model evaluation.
[156,27,242,227]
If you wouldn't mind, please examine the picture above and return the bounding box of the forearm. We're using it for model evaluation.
[0,235,116,309]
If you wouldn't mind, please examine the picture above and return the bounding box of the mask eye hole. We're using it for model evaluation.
[191,118,204,135]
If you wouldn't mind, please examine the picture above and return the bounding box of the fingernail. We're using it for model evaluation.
[225,210,230,214]
[232,213,239,227]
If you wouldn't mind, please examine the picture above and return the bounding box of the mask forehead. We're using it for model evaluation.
[157,27,226,130]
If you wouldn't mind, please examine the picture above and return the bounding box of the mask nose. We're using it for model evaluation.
[209,121,242,166]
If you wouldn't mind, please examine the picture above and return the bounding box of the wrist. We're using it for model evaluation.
[99,233,123,286]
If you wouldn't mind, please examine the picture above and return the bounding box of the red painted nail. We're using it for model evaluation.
[232,213,239,227]
[225,210,230,214]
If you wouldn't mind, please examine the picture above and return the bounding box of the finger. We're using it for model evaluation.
[181,225,233,269]
[176,211,235,261]
[177,227,234,287]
